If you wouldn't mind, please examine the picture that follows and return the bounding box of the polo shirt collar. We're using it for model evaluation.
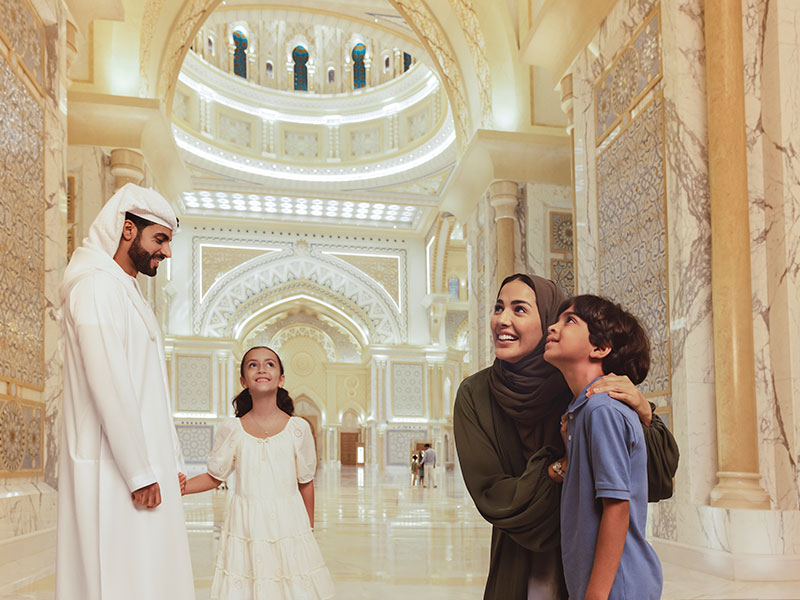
[567,376,604,414]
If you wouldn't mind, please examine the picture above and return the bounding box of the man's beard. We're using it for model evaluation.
[128,231,164,277]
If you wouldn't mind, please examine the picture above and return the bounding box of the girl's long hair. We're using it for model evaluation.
[232,346,294,417]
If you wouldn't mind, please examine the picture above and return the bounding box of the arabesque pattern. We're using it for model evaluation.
[0,52,44,389]
[597,93,669,396]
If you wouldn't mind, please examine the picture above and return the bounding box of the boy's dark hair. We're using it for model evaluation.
[556,294,650,385]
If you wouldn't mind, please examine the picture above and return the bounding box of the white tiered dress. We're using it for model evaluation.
[207,416,335,599]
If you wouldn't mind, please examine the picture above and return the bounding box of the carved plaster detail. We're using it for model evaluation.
[388,0,471,149]
[199,249,404,343]
[446,0,492,126]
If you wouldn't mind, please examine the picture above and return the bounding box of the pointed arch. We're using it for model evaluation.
[198,249,404,343]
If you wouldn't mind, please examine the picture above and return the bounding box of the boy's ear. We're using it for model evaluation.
[589,345,611,360]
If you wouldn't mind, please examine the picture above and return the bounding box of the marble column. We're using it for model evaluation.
[705,0,769,509]
[489,180,519,289]
[109,148,144,190]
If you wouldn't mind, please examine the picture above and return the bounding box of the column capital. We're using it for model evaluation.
[489,180,519,221]
[109,148,145,190]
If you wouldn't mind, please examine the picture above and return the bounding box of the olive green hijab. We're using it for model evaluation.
[487,275,572,458]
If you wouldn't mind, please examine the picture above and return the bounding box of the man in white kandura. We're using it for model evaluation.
[56,184,195,600]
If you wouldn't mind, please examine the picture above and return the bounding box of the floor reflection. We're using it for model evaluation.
[4,465,800,599]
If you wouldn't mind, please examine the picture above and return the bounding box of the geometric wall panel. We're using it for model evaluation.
[175,423,214,465]
[549,211,573,253]
[0,396,44,476]
[0,50,44,389]
[386,428,426,466]
[0,0,44,88]
[594,6,662,144]
[175,355,213,412]
[597,93,670,396]
[391,362,424,417]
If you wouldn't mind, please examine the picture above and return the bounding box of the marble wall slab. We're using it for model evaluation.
[568,0,800,564]
[569,0,714,533]
[742,0,800,510]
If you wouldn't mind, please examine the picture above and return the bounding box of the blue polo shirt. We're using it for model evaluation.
[560,380,662,600]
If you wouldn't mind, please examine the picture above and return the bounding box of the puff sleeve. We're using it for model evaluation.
[207,418,239,481]
[292,418,317,483]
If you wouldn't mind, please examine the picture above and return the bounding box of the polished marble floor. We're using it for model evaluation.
[4,466,800,599]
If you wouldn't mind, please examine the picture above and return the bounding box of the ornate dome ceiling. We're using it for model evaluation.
[170,1,457,233]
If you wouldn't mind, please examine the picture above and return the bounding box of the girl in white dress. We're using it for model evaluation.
[183,346,335,599]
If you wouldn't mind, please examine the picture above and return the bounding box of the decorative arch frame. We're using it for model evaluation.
[197,248,405,343]
[338,402,366,425]
[292,388,326,423]
[270,324,337,362]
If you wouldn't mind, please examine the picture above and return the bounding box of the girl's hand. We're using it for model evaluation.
[178,472,187,495]
[587,373,652,426]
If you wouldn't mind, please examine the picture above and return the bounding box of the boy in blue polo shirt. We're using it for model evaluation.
[544,294,662,600]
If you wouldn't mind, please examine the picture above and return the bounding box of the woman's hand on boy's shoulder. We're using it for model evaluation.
[586,373,652,426]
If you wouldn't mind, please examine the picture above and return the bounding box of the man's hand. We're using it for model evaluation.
[178,473,187,496]
[131,482,161,509]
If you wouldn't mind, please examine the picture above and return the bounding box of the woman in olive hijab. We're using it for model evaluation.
[454,274,678,599]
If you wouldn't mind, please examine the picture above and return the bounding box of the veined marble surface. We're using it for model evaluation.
[742,0,800,511]
[466,190,497,373]
[3,466,799,599]
[567,0,800,556]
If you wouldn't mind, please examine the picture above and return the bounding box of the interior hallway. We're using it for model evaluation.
[4,466,799,600]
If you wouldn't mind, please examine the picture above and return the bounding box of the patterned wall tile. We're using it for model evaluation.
[550,258,575,297]
[594,7,662,144]
[391,362,424,417]
[0,397,43,476]
[597,93,670,396]
[175,423,214,465]
[386,428,426,465]
[176,355,213,412]
[0,52,44,389]
[549,211,574,254]
[0,0,44,88]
